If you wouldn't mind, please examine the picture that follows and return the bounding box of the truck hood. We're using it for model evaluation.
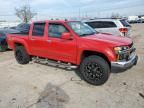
[82,33,132,46]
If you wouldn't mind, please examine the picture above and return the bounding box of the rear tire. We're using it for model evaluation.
[80,55,110,85]
[15,46,30,64]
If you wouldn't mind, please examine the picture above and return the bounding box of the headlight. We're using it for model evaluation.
[114,46,129,54]
[114,46,130,61]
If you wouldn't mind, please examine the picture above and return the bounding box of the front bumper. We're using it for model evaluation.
[111,54,138,69]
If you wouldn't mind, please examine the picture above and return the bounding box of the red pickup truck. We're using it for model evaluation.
[7,20,138,85]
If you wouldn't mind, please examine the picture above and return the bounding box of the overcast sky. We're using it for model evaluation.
[0,0,144,21]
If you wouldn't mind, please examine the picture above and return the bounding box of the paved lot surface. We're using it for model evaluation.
[0,24,144,108]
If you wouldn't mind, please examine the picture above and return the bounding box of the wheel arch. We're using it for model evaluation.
[14,42,30,54]
[80,50,111,68]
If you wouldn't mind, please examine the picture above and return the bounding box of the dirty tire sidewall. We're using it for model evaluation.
[15,46,30,64]
[80,55,110,85]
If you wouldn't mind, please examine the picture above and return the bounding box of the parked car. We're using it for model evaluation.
[10,26,17,29]
[128,16,139,23]
[0,29,19,52]
[85,18,131,37]
[15,23,30,34]
[7,20,138,85]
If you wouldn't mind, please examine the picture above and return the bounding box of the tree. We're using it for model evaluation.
[15,5,37,23]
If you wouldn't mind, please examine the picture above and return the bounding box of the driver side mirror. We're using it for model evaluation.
[61,32,72,40]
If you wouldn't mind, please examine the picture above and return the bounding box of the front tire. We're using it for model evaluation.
[15,46,30,64]
[80,55,110,85]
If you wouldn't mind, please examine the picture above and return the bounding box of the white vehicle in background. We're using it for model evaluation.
[141,16,144,23]
[128,16,139,23]
[85,18,131,37]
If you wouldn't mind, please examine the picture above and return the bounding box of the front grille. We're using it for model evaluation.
[119,53,129,61]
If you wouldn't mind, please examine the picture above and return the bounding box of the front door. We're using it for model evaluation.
[46,23,77,64]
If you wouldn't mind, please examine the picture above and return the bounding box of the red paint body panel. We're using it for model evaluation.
[7,20,133,65]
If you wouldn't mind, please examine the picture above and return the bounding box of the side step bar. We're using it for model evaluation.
[32,57,78,69]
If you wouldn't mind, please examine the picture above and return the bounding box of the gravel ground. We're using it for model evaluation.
[0,24,144,108]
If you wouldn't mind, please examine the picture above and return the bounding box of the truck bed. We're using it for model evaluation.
[7,33,29,49]
[9,32,29,36]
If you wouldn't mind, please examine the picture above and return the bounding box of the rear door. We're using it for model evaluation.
[29,22,49,57]
[100,21,118,35]
[46,22,77,63]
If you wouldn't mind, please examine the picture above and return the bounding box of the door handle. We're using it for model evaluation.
[47,40,52,43]
[31,38,36,40]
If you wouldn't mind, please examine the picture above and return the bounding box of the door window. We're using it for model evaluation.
[48,23,68,38]
[32,23,45,36]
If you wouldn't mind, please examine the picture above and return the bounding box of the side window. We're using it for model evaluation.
[86,21,103,28]
[48,23,68,38]
[86,21,117,28]
[32,23,45,36]
[102,21,117,28]
[86,22,98,28]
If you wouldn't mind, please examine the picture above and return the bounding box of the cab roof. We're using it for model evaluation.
[32,20,79,23]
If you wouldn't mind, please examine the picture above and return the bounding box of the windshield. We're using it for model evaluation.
[67,21,96,37]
